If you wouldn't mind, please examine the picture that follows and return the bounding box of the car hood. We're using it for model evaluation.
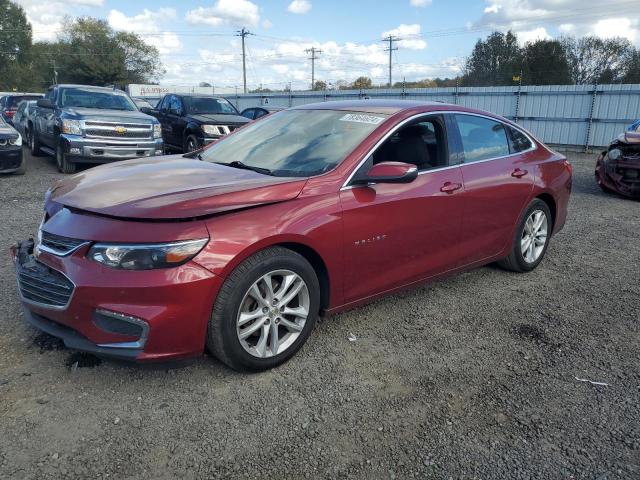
[62,107,156,124]
[190,113,250,125]
[49,155,307,220]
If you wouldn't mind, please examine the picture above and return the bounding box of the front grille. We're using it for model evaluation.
[84,122,152,140]
[18,260,74,308]
[40,231,86,256]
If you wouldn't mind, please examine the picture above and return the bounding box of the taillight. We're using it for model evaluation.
[4,109,16,118]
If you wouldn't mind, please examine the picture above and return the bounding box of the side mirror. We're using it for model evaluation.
[37,98,54,109]
[354,161,418,185]
[169,107,182,116]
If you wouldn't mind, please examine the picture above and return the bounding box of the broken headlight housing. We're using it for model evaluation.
[607,148,622,161]
[88,239,208,270]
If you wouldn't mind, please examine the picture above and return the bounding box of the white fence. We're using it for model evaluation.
[228,84,640,150]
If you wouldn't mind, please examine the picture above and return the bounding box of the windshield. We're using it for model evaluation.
[200,109,388,177]
[60,88,137,111]
[183,97,237,115]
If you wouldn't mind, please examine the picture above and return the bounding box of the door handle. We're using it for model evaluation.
[440,181,462,193]
[511,168,528,178]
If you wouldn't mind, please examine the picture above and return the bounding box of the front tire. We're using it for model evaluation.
[185,134,199,153]
[56,141,76,174]
[498,199,552,273]
[207,247,320,372]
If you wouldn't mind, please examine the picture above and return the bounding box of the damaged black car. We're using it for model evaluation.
[595,121,640,199]
[0,116,24,175]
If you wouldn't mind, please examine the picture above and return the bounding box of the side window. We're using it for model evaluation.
[455,114,510,163]
[509,126,533,153]
[242,108,255,119]
[254,109,267,119]
[169,96,182,114]
[372,116,448,171]
[159,96,170,112]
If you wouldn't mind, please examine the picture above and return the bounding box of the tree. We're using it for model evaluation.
[351,76,372,89]
[522,39,571,85]
[621,47,640,84]
[561,36,633,84]
[312,80,327,90]
[54,18,164,86]
[463,31,523,86]
[393,78,437,88]
[0,0,33,90]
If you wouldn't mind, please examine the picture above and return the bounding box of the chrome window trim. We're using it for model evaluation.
[341,110,537,190]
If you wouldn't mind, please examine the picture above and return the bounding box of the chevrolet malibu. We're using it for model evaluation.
[12,100,572,371]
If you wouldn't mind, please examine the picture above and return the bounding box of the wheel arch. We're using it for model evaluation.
[535,192,556,229]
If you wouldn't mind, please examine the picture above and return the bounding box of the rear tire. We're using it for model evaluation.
[29,128,42,156]
[56,141,76,174]
[207,247,320,372]
[498,199,552,273]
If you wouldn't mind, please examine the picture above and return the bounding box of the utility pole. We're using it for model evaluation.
[382,35,398,87]
[52,59,58,84]
[236,27,253,94]
[305,47,322,90]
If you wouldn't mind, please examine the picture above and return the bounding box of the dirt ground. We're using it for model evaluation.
[0,149,638,479]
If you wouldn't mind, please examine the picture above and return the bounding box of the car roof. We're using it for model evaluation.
[53,84,126,93]
[292,99,464,115]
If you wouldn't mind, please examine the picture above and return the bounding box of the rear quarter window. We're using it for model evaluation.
[509,126,534,153]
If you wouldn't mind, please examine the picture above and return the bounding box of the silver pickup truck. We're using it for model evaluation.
[29,84,163,173]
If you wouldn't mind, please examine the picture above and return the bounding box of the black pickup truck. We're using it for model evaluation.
[30,84,163,173]
[143,94,249,153]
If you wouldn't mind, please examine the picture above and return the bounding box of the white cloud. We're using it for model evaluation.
[410,0,432,7]
[108,8,182,55]
[382,24,427,50]
[262,19,273,29]
[518,27,551,45]
[592,18,638,43]
[287,0,312,15]
[475,0,640,46]
[14,0,105,41]
[186,0,260,27]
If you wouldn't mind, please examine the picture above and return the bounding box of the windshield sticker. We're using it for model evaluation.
[339,113,385,125]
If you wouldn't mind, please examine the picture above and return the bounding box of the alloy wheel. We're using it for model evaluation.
[236,269,310,358]
[521,209,548,263]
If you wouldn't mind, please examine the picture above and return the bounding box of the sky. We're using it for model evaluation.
[13,0,640,91]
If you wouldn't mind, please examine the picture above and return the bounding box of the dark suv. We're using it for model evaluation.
[146,94,249,152]
[30,85,163,173]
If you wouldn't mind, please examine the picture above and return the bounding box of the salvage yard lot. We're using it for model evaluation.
[0,150,638,479]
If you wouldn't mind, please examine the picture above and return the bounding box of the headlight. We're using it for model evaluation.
[202,125,220,136]
[153,123,162,139]
[88,239,208,270]
[8,134,22,146]
[61,119,82,135]
[607,148,621,161]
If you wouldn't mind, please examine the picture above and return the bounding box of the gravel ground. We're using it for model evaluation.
[0,149,638,480]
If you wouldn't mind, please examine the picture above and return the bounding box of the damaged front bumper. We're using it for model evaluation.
[595,149,640,198]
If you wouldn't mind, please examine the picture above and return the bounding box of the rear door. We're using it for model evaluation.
[451,113,534,267]
[340,114,466,303]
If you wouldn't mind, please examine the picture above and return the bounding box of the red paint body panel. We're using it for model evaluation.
[13,100,572,362]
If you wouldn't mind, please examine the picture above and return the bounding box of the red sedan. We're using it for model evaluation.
[12,100,572,371]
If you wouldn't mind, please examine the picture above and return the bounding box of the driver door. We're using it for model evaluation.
[339,115,465,303]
